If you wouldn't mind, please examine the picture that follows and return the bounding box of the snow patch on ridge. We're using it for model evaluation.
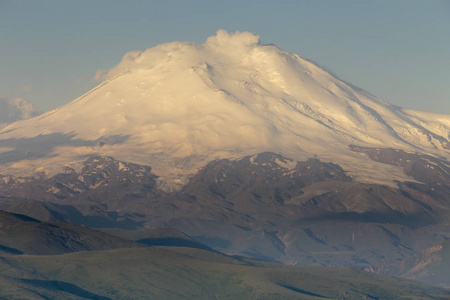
[274,158,297,170]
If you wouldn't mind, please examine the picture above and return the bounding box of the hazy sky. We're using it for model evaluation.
[1,0,449,113]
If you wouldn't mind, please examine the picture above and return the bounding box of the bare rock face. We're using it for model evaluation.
[0,156,159,202]
[350,145,450,186]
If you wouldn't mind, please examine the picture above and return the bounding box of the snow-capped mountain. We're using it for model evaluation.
[1,30,449,190]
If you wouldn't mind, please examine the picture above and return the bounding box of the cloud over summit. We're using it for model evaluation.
[94,30,261,82]
[203,30,260,56]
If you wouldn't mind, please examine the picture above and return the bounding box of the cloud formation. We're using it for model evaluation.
[0,97,37,124]
[204,30,260,55]
[93,30,261,82]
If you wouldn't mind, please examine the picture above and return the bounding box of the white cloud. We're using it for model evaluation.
[203,30,260,56]
[93,30,261,82]
[0,97,37,124]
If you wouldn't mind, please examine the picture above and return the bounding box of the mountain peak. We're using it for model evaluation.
[95,30,262,82]
[1,31,449,190]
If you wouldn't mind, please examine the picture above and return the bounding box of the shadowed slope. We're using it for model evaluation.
[0,210,143,255]
[99,227,213,250]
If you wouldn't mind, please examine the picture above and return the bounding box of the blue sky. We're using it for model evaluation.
[1,0,449,113]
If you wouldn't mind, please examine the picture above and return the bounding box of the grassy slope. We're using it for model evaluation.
[1,247,449,300]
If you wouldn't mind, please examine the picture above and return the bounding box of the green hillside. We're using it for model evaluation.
[1,209,449,299]
[1,246,449,300]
